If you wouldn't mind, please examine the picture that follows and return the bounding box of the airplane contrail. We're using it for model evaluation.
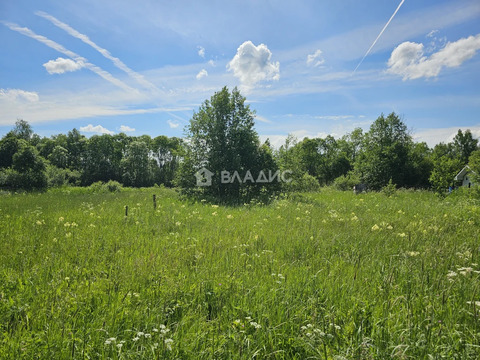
[353,0,405,74]
[2,21,138,93]
[36,11,160,93]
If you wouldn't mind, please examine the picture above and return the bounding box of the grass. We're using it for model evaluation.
[1,187,480,359]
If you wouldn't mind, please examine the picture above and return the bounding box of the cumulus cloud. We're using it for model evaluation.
[119,125,135,132]
[80,124,114,135]
[196,69,208,80]
[43,57,84,74]
[0,88,39,102]
[197,46,205,58]
[307,49,325,67]
[167,120,180,129]
[227,41,280,88]
[387,34,480,80]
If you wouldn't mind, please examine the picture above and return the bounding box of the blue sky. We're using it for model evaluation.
[1,0,479,147]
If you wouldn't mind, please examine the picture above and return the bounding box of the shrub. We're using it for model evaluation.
[333,171,360,191]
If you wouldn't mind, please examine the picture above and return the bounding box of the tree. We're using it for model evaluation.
[151,136,182,186]
[468,149,480,185]
[121,141,153,187]
[453,129,478,165]
[354,112,413,189]
[429,155,462,195]
[2,141,48,190]
[12,119,33,141]
[177,87,278,201]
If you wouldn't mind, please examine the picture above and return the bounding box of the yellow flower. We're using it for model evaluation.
[212,211,218,216]
[371,224,380,231]
[58,217,64,222]
[226,214,233,219]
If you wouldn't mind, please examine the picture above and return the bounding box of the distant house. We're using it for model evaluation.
[454,165,476,188]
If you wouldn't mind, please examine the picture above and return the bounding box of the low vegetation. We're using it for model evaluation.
[1,187,479,358]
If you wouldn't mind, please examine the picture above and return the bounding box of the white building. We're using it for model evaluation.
[454,165,476,188]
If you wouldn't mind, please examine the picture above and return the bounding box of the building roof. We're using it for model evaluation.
[454,165,472,181]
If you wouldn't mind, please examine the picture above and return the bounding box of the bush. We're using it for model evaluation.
[333,171,360,191]
[88,180,123,193]
[283,173,320,192]
[381,178,397,197]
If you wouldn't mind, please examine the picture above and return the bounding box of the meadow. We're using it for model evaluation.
[1,187,479,359]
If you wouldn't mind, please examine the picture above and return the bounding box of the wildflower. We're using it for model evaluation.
[371,224,380,231]
[175,221,181,226]
[145,333,152,338]
[467,301,480,307]
[406,251,420,257]
[397,233,407,238]
[36,220,44,225]
[64,222,71,227]
[386,225,393,230]
[458,267,474,276]
[250,321,262,329]
[89,224,96,228]
[212,212,218,216]
[65,232,72,238]
[116,343,123,349]
[447,271,457,281]
[137,331,145,337]
[133,337,140,342]
[58,217,64,222]
[211,205,219,208]
[64,277,70,281]
[351,216,358,221]
[105,337,116,345]
[227,214,233,219]
[164,338,173,351]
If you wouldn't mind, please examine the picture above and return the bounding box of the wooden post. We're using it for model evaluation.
[125,205,128,217]
[153,194,157,210]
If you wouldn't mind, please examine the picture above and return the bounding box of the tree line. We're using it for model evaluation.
[1,87,479,200]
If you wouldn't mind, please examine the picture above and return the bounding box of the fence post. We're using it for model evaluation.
[153,194,157,210]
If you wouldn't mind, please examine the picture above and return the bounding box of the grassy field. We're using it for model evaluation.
[1,187,480,359]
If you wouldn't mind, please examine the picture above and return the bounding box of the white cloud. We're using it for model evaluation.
[387,34,480,80]
[2,21,137,93]
[413,125,480,148]
[167,120,180,128]
[197,46,205,58]
[208,59,216,67]
[196,69,208,80]
[36,11,158,92]
[80,124,114,135]
[119,125,135,132]
[43,57,84,74]
[227,41,280,88]
[306,49,325,67]
[0,88,39,102]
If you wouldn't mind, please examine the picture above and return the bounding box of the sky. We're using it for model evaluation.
[1,0,480,148]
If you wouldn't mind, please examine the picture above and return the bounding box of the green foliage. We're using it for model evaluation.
[468,149,480,184]
[88,180,123,193]
[453,129,478,165]
[283,172,320,192]
[1,189,480,358]
[381,178,397,197]
[429,155,462,196]
[121,140,153,187]
[355,112,413,190]
[333,171,361,191]
[178,87,279,202]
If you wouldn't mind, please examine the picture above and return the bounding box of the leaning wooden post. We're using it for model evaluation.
[125,205,128,217]
[153,194,157,210]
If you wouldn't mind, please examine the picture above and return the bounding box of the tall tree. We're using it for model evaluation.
[177,87,278,201]
[354,112,413,189]
[453,129,478,165]
[121,140,153,187]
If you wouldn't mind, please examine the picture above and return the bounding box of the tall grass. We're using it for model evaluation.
[1,187,479,358]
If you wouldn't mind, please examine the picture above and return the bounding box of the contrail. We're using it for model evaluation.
[36,11,159,93]
[2,21,138,93]
[353,0,405,74]
[4,21,137,93]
